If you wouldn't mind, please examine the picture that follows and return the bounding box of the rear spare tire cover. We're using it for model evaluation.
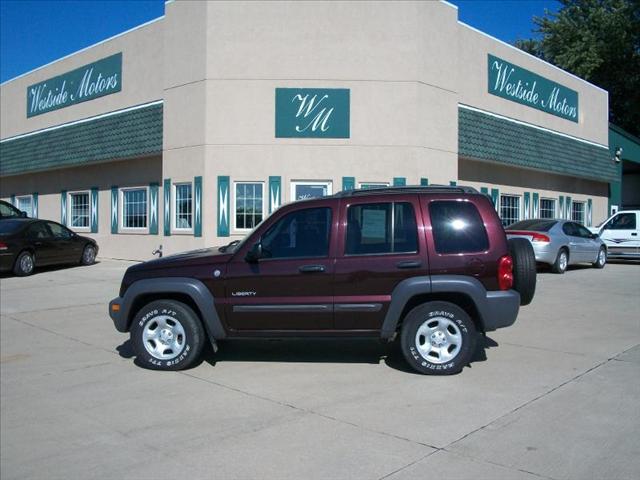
[508,237,536,306]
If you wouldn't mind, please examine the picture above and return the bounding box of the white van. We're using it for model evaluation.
[589,210,640,259]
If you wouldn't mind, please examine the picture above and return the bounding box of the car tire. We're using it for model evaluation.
[593,247,606,269]
[400,301,477,375]
[508,238,536,306]
[13,250,35,276]
[551,248,569,274]
[80,244,97,266]
[131,300,206,371]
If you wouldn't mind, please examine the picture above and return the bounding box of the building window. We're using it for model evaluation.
[234,182,264,230]
[571,201,585,225]
[15,195,33,217]
[68,191,90,228]
[174,183,193,230]
[500,194,521,227]
[539,198,556,219]
[358,182,389,190]
[121,187,148,230]
[290,181,332,201]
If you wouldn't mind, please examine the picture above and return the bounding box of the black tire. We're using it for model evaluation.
[592,247,606,269]
[551,247,569,274]
[400,301,477,375]
[508,238,536,306]
[80,244,97,266]
[131,300,206,371]
[13,250,35,276]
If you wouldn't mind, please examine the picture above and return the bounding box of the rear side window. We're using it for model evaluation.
[346,202,418,255]
[429,201,489,254]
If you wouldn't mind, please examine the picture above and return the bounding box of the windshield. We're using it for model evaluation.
[506,220,557,232]
[0,220,26,235]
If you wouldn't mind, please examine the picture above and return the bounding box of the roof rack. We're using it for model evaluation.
[333,185,480,197]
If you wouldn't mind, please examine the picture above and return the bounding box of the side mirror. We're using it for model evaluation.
[591,233,599,239]
[245,242,263,263]
[20,211,27,218]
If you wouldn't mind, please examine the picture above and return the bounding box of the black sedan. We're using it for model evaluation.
[0,218,98,276]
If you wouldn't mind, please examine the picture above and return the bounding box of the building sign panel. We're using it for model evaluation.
[27,53,122,117]
[488,54,578,123]
[275,88,350,138]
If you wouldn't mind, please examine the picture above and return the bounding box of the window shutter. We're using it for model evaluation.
[342,177,355,191]
[194,176,202,237]
[61,191,67,225]
[149,183,159,235]
[559,196,565,219]
[587,198,593,226]
[90,188,99,232]
[217,176,230,237]
[449,181,457,186]
[523,192,531,219]
[10,194,16,206]
[480,186,488,194]
[269,176,281,213]
[163,179,171,236]
[393,177,406,186]
[420,178,429,186]
[532,192,539,218]
[111,186,118,234]
[491,188,499,210]
[32,193,38,218]
[566,196,572,219]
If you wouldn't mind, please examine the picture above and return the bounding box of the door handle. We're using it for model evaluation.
[396,260,422,269]
[299,265,325,273]
[34,241,43,246]
[632,233,638,236]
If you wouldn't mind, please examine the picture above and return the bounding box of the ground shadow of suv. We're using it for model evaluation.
[109,186,536,375]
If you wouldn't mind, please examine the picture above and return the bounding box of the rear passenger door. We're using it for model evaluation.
[25,222,57,266]
[333,195,428,330]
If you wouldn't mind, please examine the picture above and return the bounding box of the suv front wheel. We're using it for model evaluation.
[131,300,206,370]
[400,301,477,375]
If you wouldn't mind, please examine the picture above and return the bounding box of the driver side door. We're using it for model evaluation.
[225,203,336,332]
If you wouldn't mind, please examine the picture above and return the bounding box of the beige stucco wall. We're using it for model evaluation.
[0,17,164,140]
[457,22,609,146]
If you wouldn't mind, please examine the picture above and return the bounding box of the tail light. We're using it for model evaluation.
[507,231,550,243]
[498,255,513,290]
[0,242,8,251]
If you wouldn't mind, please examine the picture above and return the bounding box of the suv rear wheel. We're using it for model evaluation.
[131,300,206,370]
[400,301,477,375]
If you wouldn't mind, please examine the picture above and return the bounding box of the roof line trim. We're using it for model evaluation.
[458,103,608,150]
[457,21,608,95]
[0,16,164,86]
[1,100,163,143]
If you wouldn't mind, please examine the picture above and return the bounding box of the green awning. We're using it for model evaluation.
[0,102,162,177]
[459,106,616,182]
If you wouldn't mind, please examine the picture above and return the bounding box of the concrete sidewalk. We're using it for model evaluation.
[1,260,639,479]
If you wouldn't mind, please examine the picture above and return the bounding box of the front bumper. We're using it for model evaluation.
[108,297,128,332]
[482,290,520,332]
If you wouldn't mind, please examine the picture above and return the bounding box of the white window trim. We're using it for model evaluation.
[172,182,195,234]
[232,181,265,233]
[67,190,91,231]
[119,186,150,234]
[539,197,557,219]
[358,182,390,189]
[500,193,522,226]
[290,180,333,202]
[15,194,34,218]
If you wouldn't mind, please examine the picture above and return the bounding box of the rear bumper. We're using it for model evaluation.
[482,290,520,332]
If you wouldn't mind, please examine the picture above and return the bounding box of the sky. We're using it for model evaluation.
[0,0,559,83]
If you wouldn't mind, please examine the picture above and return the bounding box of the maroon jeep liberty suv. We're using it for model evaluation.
[109,186,535,375]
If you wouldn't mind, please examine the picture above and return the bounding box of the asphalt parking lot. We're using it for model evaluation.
[1,259,639,480]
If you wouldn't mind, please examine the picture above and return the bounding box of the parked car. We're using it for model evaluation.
[0,218,98,276]
[588,210,640,260]
[109,185,536,375]
[0,200,27,219]
[506,219,606,274]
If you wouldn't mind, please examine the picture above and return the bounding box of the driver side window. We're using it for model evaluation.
[261,207,332,259]
[605,213,636,230]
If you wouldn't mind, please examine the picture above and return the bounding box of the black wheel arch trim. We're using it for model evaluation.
[109,277,226,340]
[380,275,520,339]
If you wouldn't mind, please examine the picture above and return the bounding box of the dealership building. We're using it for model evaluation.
[0,0,621,260]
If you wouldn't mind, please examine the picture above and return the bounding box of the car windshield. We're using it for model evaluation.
[0,220,26,235]
[507,220,557,232]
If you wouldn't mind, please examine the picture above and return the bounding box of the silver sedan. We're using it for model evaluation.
[506,219,607,274]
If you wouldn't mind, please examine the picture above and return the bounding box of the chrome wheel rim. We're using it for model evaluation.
[598,249,606,266]
[83,246,96,264]
[415,317,462,364]
[142,315,186,360]
[20,254,34,274]
[559,251,568,271]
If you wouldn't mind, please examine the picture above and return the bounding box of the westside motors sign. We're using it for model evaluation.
[27,53,122,117]
[488,54,579,123]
